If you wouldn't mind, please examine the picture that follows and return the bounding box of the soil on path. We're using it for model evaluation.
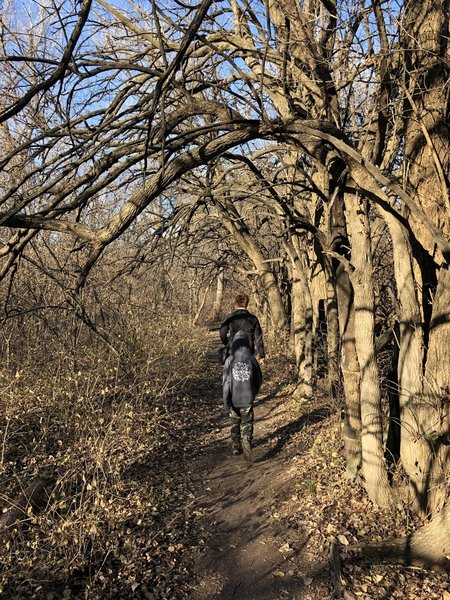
[188,337,333,600]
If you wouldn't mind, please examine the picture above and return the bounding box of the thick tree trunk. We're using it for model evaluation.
[381,209,428,508]
[422,267,450,511]
[285,239,314,399]
[344,191,390,506]
[260,268,288,333]
[330,196,362,478]
[399,0,450,513]
[335,260,362,479]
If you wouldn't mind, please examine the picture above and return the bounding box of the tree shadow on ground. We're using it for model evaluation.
[193,543,335,600]
[256,381,292,405]
[255,406,333,462]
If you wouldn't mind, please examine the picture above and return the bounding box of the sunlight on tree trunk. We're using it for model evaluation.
[344,192,390,506]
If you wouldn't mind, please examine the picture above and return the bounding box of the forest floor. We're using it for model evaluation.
[173,330,450,600]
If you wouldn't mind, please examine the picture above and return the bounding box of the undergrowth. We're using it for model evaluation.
[0,310,211,599]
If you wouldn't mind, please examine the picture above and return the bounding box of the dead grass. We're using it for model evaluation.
[0,309,211,598]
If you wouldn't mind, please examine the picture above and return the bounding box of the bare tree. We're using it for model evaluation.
[1,0,450,564]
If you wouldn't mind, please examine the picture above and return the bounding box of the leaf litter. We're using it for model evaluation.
[0,329,448,599]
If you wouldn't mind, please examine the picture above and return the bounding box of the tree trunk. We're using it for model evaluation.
[344,191,390,506]
[323,258,340,398]
[284,238,314,399]
[350,502,450,571]
[193,278,213,325]
[381,208,427,508]
[210,268,224,322]
[330,195,362,479]
[422,267,450,511]
[400,0,450,513]
[213,199,288,333]
[336,260,362,480]
[260,268,288,333]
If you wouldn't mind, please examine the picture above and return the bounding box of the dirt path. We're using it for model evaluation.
[174,331,450,600]
[188,338,333,600]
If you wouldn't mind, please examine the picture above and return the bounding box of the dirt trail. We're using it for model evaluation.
[177,331,450,600]
[188,335,332,600]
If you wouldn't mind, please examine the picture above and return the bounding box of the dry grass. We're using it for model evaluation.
[0,306,210,598]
